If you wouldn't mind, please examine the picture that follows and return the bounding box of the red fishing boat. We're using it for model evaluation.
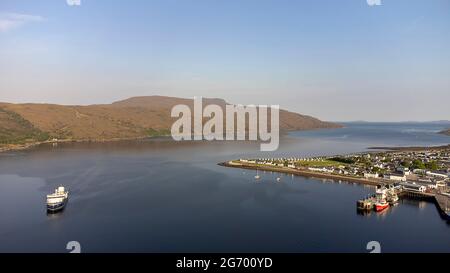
[375,200,389,211]
[375,186,389,212]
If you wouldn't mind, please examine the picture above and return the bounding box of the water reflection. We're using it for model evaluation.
[1,124,450,252]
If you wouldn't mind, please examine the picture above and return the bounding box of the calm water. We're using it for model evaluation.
[290,121,450,148]
[0,122,449,253]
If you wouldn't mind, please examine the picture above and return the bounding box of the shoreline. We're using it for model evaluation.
[219,161,388,186]
[440,129,450,136]
[0,135,173,153]
[0,127,340,154]
[2,132,448,155]
[368,144,450,152]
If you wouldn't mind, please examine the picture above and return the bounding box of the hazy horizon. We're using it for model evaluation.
[1,0,449,122]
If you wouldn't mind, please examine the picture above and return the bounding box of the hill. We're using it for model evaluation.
[0,107,49,144]
[0,96,342,146]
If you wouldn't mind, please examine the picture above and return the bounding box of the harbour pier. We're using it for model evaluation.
[219,159,450,221]
[435,193,450,218]
[219,161,388,187]
[358,188,450,219]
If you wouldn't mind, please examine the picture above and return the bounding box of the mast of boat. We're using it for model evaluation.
[255,169,260,179]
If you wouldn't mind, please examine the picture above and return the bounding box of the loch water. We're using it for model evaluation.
[1,122,449,252]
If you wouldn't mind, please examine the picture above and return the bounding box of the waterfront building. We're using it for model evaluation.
[364,173,379,179]
[426,171,449,179]
[384,173,407,182]
[401,182,426,193]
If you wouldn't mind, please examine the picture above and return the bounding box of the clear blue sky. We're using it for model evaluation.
[1,0,449,121]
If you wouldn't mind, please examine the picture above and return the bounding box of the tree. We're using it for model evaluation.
[425,161,439,171]
[401,161,411,168]
[412,159,425,170]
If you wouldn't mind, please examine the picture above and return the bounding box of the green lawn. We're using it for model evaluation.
[295,159,345,168]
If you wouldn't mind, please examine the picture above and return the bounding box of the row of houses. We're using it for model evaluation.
[239,153,449,191]
[239,157,326,167]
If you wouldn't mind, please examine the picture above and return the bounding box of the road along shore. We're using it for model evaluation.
[219,161,390,186]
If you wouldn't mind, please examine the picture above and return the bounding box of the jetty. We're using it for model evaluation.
[357,187,450,219]
[219,161,390,186]
[219,160,450,221]
[435,193,450,218]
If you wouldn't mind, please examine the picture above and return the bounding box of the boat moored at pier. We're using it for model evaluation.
[386,184,399,204]
[375,200,389,212]
[374,186,390,212]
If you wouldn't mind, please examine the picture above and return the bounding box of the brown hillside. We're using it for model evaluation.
[0,96,342,143]
[0,105,48,144]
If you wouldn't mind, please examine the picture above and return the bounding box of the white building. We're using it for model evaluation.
[426,171,448,179]
[308,167,334,173]
[384,174,407,182]
[417,179,438,189]
[397,167,411,176]
[364,173,379,179]
[413,169,426,174]
[401,182,426,193]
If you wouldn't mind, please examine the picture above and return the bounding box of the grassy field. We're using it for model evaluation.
[295,159,345,168]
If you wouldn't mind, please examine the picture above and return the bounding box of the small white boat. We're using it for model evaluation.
[47,186,69,213]
[254,170,260,180]
[276,177,281,182]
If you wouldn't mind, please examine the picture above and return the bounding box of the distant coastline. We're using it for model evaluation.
[0,127,338,153]
[368,144,450,152]
[441,129,450,136]
[0,136,167,153]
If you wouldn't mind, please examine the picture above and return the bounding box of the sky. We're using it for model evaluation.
[0,0,449,122]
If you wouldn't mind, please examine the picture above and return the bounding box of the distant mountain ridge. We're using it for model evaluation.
[340,120,450,124]
[0,96,342,145]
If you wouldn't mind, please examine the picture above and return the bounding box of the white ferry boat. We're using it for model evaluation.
[46,186,69,212]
